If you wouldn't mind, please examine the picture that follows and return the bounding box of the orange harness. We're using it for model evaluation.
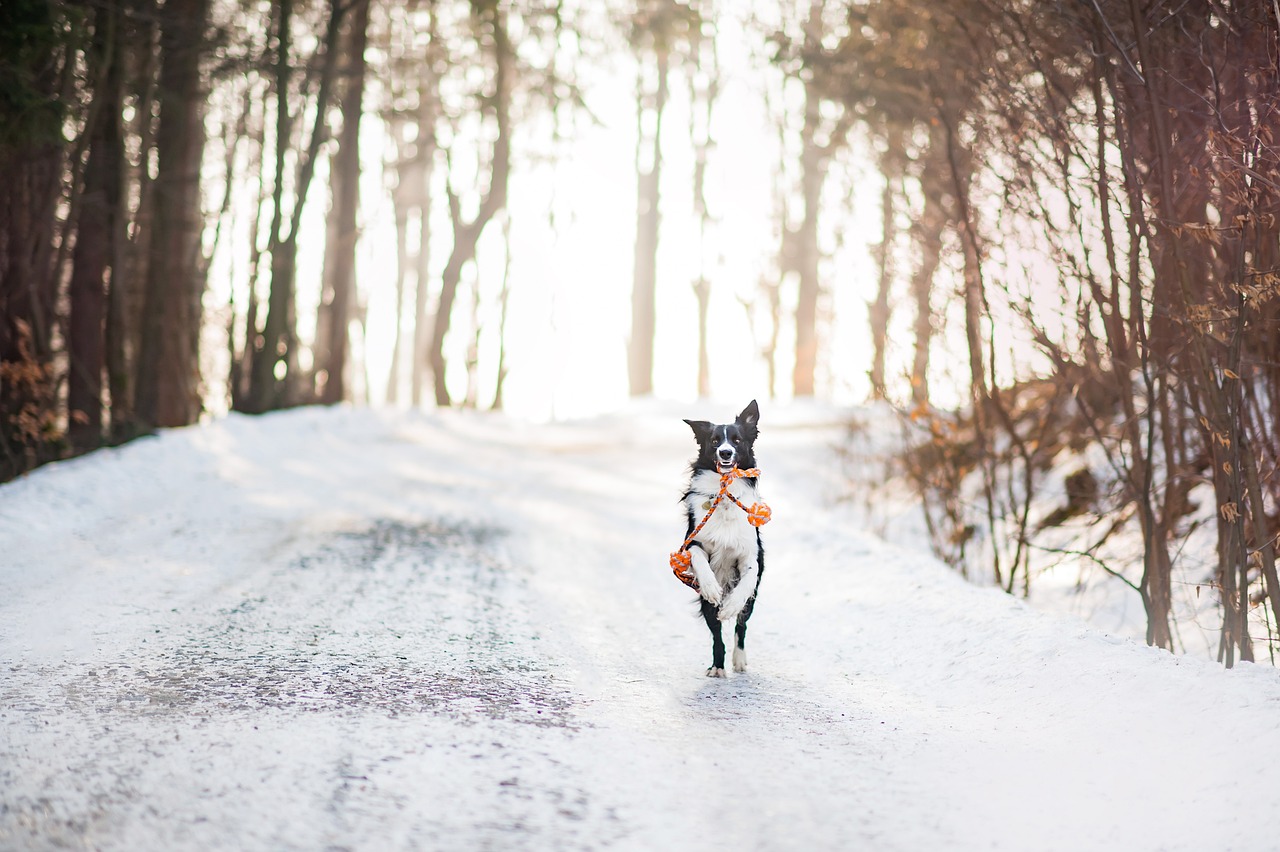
[670,467,772,590]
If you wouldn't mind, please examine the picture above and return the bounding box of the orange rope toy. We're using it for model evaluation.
[670,467,772,590]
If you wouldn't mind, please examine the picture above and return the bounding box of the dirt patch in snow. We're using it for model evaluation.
[10,520,575,729]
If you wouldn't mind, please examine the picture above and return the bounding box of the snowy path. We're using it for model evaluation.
[4,406,1280,851]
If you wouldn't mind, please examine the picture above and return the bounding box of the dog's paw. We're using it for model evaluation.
[705,667,727,678]
[732,647,747,672]
[716,568,757,623]
[689,549,721,603]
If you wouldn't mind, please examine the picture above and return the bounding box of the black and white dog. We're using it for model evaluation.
[681,400,765,678]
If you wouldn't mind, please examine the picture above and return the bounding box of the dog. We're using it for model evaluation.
[680,400,766,678]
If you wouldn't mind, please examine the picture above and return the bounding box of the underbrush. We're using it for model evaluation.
[846,364,1280,664]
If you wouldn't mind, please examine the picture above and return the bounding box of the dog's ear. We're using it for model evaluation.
[683,419,714,444]
[736,400,760,436]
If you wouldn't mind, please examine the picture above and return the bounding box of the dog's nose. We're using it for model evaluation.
[718,448,733,460]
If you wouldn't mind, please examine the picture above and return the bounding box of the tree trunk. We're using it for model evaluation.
[792,0,827,398]
[68,5,124,452]
[868,150,898,401]
[491,215,512,411]
[230,102,269,414]
[247,0,342,413]
[690,34,717,399]
[312,172,340,400]
[411,185,433,407]
[243,0,294,413]
[134,0,209,430]
[464,266,482,408]
[387,203,409,405]
[111,2,159,441]
[940,109,987,406]
[910,150,945,407]
[410,21,440,409]
[792,82,822,398]
[1138,505,1175,651]
[629,47,668,398]
[429,4,510,407]
[318,0,370,406]
[693,277,711,397]
[0,0,64,479]
[431,233,476,407]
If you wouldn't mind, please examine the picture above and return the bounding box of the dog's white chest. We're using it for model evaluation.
[687,470,760,558]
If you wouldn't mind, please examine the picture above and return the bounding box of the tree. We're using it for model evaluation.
[244,0,343,413]
[428,0,512,407]
[134,0,211,430]
[688,13,717,399]
[768,0,851,398]
[68,2,124,451]
[315,0,372,405]
[627,0,700,398]
[840,0,1280,663]
[0,0,71,478]
[866,136,901,401]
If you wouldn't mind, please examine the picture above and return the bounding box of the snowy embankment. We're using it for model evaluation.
[3,404,1280,851]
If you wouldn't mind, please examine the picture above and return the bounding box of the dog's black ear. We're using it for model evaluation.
[683,419,714,444]
[737,400,760,435]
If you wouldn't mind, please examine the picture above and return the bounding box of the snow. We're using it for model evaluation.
[4,403,1280,850]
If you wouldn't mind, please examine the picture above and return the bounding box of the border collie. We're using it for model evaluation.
[680,400,766,678]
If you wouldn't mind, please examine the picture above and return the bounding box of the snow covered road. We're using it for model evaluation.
[4,405,1280,851]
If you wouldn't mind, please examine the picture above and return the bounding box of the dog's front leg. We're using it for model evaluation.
[717,561,758,625]
[688,545,722,605]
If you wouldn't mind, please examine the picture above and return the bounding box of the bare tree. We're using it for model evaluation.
[768,0,851,398]
[428,0,511,407]
[134,0,211,429]
[68,2,125,451]
[626,0,703,397]
[0,0,69,479]
[244,0,344,413]
[315,0,372,405]
[688,17,717,398]
[866,140,900,401]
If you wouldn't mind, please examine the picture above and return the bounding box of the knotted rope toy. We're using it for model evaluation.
[670,467,772,590]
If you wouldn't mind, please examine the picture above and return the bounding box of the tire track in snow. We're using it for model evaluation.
[1,514,629,850]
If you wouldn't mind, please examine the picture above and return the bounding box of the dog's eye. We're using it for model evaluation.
[732,437,741,444]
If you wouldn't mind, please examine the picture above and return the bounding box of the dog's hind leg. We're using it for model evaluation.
[717,562,757,625]
[732,596,755,672]
[701,598,726,677]
[733,539,763,673]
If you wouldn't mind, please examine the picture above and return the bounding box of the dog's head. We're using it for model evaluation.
[684,400,760,473]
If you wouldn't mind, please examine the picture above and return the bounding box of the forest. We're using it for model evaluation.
[2,0,1279,666]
